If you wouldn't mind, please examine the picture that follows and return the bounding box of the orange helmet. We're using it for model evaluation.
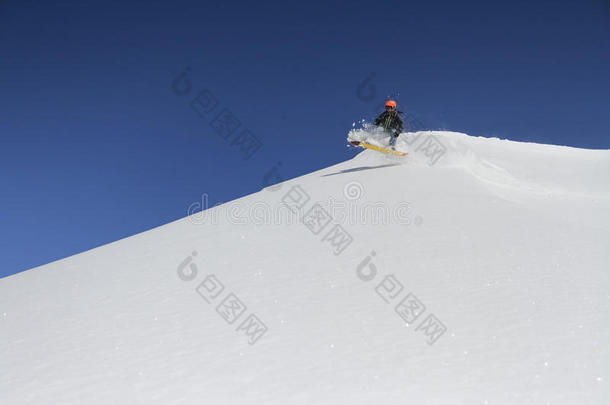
[385,100,397,109]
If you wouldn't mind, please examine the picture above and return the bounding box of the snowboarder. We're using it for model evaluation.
[375,100,404,149]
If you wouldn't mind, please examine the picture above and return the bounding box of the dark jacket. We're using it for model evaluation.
[375,110,404,135]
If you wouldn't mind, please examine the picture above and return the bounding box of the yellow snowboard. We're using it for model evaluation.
[349,140,407,157]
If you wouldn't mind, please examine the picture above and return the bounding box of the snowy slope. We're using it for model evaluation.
[1,131,609,404]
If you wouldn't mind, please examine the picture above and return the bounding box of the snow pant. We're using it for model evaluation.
[388,131,399,147]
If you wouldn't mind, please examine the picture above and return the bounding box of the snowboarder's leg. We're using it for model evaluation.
[388,132,398,149]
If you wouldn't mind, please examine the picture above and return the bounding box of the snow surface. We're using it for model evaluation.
[1,131,609,404]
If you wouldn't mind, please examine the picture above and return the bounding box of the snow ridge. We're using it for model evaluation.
[2,131,609,404]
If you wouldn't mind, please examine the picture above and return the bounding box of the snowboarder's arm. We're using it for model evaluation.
[395,116,404,134]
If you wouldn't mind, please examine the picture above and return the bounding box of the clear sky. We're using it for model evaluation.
[1,0,609,277]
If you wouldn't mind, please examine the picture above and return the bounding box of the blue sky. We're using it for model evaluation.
[1,0,608,277]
